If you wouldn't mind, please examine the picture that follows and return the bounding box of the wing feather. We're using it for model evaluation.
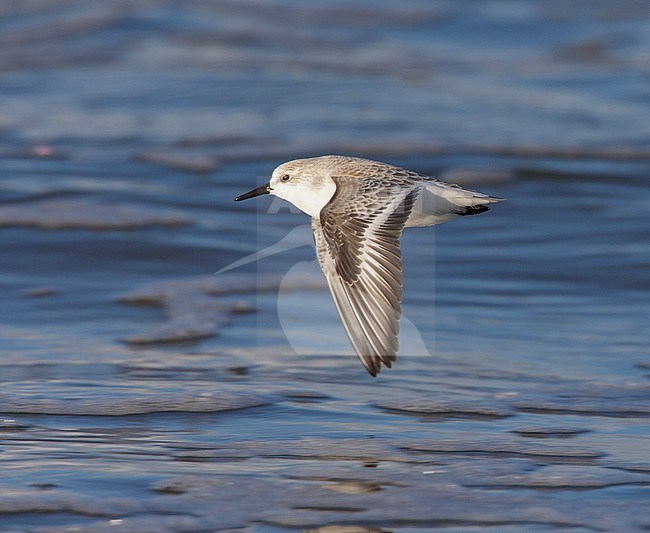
[312,176,418,376]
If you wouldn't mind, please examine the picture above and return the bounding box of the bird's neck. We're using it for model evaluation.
[277,178,337,219]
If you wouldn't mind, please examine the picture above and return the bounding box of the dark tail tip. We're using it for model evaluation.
[458,204,490,216]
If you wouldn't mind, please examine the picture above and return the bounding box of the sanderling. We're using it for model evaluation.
[235,155,503,376]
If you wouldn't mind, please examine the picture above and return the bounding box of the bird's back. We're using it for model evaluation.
[298,155,503,228]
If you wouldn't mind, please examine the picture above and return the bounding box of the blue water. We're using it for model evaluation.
[1,1,649,531]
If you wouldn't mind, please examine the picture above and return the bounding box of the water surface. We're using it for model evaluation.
[1,1,649,531]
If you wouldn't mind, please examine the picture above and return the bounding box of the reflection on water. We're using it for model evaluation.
[0,0,649,531]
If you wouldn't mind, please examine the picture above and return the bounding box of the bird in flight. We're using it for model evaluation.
[235,155,502,376]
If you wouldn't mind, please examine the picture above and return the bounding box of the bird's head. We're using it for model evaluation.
[235,156,340,218]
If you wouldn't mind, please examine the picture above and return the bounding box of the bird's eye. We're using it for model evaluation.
[281,174,290,182]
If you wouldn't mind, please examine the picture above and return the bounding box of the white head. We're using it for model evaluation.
[235,156,341,219]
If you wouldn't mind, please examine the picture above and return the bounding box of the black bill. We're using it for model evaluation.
[234,183,270,202]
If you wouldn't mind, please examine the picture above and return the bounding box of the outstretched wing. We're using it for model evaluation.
[312,176,418,376]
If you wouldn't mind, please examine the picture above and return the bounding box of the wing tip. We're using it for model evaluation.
[360,354,397,377]
[361,357,380,377]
